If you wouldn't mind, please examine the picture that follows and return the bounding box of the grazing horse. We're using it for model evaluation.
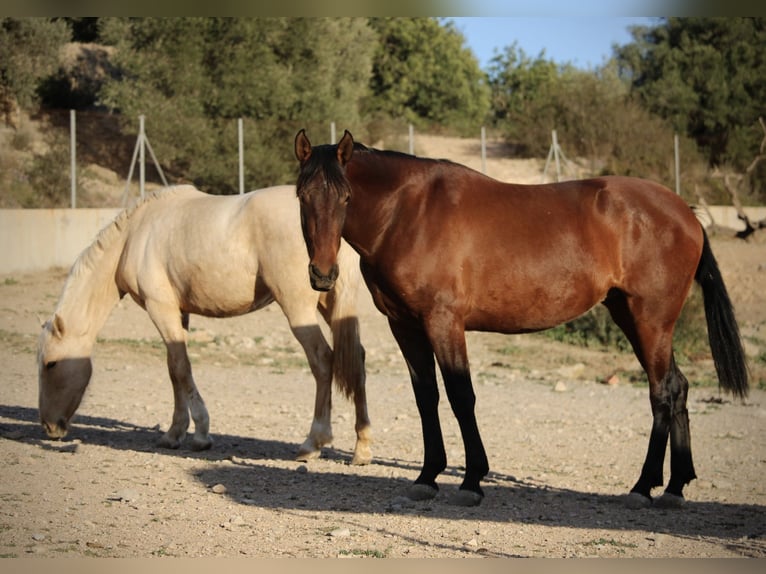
[294,129,749,507]
[37,184,372,465]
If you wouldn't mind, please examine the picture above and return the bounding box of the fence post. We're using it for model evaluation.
[552,129,561,182]
[480,126,487,175]
[238,118,244,195]
[330,121,336,144]
[139,115,146,199]
[70,109,76,208]
[674,133,681,195]
[408,124,414,155]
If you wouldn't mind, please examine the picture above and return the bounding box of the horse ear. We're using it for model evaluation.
[52,313,65,339]
[294,129,312,163]
[337,130,354,166]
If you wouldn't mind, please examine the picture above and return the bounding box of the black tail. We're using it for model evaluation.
[695,229,749,398]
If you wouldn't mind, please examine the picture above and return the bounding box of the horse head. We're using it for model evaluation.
[37,313,92,439]
[294,129,354,292]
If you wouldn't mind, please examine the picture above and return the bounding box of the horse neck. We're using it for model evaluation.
[54,228,126,348]
[343,155,407,255]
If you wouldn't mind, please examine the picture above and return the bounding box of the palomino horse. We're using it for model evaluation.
[38,184,372,465]
[294,129,749,507]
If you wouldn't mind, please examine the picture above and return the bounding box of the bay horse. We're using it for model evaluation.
[294,129,749,507]
[37,184,372,465]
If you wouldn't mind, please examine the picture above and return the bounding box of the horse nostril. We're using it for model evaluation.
[309,263,337,282]
[308,263,338,291]
[41,419,67,439]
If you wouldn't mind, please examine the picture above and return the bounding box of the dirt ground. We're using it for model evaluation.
[0,136,765,559]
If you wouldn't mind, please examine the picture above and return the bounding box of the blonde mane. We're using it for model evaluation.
[58,186,194,308]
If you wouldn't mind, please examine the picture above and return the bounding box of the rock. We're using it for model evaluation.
[602,374,620,386]
[328,528,350,538]
[553,381,568,392]
[108,489,140,502]
[211,483,227,494]
[557,362,586,379]
[32,533,46,541]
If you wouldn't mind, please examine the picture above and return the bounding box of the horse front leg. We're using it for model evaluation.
[388,319,446,501]
[289,324,334,462]
[148,306,211,451]
[428,319,488,507]
[162,340,211,451]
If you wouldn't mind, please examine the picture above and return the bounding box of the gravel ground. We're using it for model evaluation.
[0,234,764,558]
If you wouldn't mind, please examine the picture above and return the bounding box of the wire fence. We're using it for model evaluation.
[12,109,688,209]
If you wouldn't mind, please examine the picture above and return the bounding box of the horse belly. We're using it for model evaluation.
[181,273,273,317]
[465,271,609,334]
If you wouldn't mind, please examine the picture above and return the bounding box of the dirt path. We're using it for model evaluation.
[0,136,764,558]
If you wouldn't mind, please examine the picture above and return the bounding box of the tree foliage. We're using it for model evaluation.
[487,43,708,197]
[0,18,70,126]
[98,17,376,193]
[616,17,766,200]
[367,17,490,133]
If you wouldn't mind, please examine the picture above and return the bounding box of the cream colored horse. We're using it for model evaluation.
[37,185,371,465]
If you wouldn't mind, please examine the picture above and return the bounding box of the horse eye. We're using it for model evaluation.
[45,361,58,370]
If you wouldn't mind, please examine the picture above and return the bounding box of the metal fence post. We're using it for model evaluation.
[70,109,76,208]
[238,118,244,194]
[674,133,681,195]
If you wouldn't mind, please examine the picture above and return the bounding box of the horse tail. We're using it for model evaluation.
[694,228,749,398]
[328,242,366,400]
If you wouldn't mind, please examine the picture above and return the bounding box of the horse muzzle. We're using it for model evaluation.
[41,418,69,439]
[308,263,339,292]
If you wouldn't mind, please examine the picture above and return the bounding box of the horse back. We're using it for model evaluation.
[363,173,703,333]
[116,185,310,317]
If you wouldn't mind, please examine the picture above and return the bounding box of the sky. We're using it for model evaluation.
[449,17,660,70]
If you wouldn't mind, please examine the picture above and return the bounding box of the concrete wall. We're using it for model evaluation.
[0,208,120,275]
[0,205,764,275]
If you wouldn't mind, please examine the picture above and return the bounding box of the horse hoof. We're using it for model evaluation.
[450,489,483,507]
[407,483,438,501]
[350,452,372,466]
[623,492,652,509]
[350,445,372,466]
[191,438,213,451]
[655,492,686,509]
[295,448,321,463]
[157,435,182,449]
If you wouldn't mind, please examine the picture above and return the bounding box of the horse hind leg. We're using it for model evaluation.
[604,293,695,509]
[318,289,372,466]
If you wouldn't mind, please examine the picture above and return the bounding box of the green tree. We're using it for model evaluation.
[0,18,70,126]
[487,43,706,195]
[487,42,561,155]
[367,17,490,132]
[616,17,766,200]
[99,17,376,193]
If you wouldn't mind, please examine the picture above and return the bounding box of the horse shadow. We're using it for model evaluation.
[1,403,764,557]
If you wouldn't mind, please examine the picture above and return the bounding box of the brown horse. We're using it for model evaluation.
[294,129,749,507]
